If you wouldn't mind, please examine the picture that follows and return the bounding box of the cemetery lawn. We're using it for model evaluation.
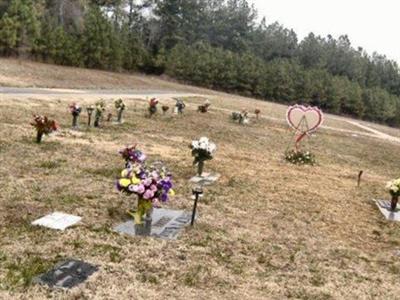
[1,60,400,299]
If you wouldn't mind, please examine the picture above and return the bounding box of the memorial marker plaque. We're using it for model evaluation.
[375,199,400,221]
[32,212,81,230]
[34,259,98,289]
[114,208,191,240]
[189,172,220,186]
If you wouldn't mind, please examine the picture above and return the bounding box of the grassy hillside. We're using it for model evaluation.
[1,60,400,299]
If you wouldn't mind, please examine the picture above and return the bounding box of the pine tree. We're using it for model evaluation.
[0,13,18,55]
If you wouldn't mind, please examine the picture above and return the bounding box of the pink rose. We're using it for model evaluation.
[143,189,155,199]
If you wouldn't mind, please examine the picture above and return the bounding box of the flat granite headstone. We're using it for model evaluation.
[32,212,81,230]
[376,199,400,221]
[189,172,220,186]
[34,259,98,289]
[114,208,191,240]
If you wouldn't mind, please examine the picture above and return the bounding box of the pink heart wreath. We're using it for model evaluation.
[286,105,324,147]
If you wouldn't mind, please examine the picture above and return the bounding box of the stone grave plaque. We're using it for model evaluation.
[114,208,191,240]
[34,259,98,289]
[32,212,81,230]
[189,172,220,186]
[375,199,400,221]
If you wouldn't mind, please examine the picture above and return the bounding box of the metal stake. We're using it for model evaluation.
[191,186,203,226]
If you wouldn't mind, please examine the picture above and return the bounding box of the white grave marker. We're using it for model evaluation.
[190,172,220,186]
[375,200,400,221]
[32,212,81,230]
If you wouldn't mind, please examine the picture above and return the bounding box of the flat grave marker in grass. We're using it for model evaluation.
[114,208,191,240]
[34,259,98,289]
[189,172,220,186]
[32,212,81,230]
[375,199,400,221]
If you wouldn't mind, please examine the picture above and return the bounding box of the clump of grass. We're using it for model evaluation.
[4,256,54,289]
[38,159,65,169]
[182,265,210,287]
[59,194,83,205]
[137,272,159,284]
[92,244,123,263]
[85,167,120,178]
[35,140,62,151]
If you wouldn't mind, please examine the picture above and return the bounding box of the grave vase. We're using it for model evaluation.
[117,109,123,123]
[72,114,79,128]
[36,131,44,143]
[87,112,93,126]
[391,195,399,211]
[94,115,100,127]
[134,198,153,236]
[197,160,204,177]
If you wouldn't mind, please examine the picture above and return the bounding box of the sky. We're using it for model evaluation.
[250,0,400,63]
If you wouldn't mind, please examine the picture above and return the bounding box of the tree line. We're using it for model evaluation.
[1,0,400,126]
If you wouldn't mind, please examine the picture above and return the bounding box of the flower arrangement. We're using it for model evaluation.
[198,100,211,113]
[119,144,147,167]
[386,178,400,211]
[116,157,175,224]
[285,149,315,165]
[115,99,126,123]
[231,110,249,125]
[175,99,186,114]
[162,105,170,114]
[148,98,159,117]
[31,115,59,143]
[190,137,217,176]
[69,103,82,128]
[94,101,106,127]
[86,105,95,126]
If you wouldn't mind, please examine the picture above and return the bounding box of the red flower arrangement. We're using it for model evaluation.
[31,115,59,143]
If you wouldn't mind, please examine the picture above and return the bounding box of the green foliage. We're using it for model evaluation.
[0,13,18,55]
[1,0,41,55]
[4,256,54,289]
[82,5,121,70]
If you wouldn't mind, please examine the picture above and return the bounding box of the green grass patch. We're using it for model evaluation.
[3,256,54,290]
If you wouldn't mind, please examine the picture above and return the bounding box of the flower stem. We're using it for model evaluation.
[391,195,398,211]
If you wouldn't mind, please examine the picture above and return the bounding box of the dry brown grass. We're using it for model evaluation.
[0,94,400,300]
[0,58,202,92]
[1,60,400,299]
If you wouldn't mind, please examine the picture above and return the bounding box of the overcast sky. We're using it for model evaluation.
[250,0,399,62]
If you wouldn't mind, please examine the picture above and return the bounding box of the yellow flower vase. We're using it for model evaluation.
[133,197,153,236]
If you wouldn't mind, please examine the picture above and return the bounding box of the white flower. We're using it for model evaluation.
[199,137,209,144]
[386,179,400,194]
[207,142,217,153]
[192,137,216,155]
[192,141,199,149]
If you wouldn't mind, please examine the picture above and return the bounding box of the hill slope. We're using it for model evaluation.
[1,59,400,299]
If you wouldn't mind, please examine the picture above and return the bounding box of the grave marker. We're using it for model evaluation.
[34,259,98,289]
[189,172,220,186]
[375,199,400,221]
[114,208,191,240]
[32,212,81,230]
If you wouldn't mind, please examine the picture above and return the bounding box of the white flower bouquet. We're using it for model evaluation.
[386,178,400,211]
[190,137,217,176]
[386,179,400,197]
